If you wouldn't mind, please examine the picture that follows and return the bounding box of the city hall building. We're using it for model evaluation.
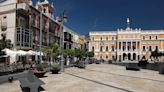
[89,19,164,62]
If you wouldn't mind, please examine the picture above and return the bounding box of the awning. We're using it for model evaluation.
[36,51,44,56]
[26,50,37,55]
[2,48,17,57]
[16,50,27,56]
[0,55,9,58]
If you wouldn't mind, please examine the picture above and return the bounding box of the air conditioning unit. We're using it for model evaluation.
[1,21,7,31]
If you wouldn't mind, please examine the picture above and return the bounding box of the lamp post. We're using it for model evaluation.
[58,11,67,72]
[39,4,43,64]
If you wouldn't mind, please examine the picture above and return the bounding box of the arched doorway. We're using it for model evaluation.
[123,53,127,60]
[133,53,136,60]
[128,53,131,60]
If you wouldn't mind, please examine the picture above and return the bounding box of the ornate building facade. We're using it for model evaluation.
[89,19,164,62]
[0,0,60,51]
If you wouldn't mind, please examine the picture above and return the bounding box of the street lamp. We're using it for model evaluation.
[58,11,67,72]
[38,3,43,64]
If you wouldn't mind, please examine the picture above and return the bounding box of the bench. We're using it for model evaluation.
[126,63,140,71]
[19,70,45,92]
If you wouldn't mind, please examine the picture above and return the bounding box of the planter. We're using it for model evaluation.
[51,68,60,74]
[126,63,140,71]
[95,60,100,64]
[138,60,148,69]
[77,61,85,69]
[77,65,85,68]
[159,63,164,74]
[32,70,46,78]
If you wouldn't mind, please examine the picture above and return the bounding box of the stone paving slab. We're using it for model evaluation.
[0,64,164,92]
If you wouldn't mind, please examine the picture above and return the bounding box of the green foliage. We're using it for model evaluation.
[74,49,86,59]
[63,49,75,58]
[51,43,61,58]
[86,51,94,57]
[77,61,85,68]
[36,64,44,71]
[151,49,163,58]
[43,43,61,59]
[52,63,60,69]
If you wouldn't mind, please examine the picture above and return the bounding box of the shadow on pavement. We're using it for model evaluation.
[86,69,164,83]
[65,72,133,92]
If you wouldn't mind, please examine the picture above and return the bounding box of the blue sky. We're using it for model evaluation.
[34,0,164,35]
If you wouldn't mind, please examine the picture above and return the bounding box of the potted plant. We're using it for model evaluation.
[32,64,46,78]
[51,63,60,74]
[95,60,101,64]
[77,61,85,69]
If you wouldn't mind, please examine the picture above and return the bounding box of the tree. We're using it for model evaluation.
[43,43,61,63]
[74,49,86,60]
[86,51,94,58]
[151,49,164,61]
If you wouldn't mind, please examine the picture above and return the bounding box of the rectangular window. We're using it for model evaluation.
[92,37,94,41]
[3,16,7,19]
[156,35,158,40]
[149,36,152,40]
[143,36,145,40]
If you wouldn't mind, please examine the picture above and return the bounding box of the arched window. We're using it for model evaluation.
[156,35,158,40]
[112,37,114,40]
[112,46,114,51]
[100,46,103,52]
[106,46,108,51]
[149,36,152,40]
[149,46,152,51]
[106,55,108,59]
[106,37,108,40]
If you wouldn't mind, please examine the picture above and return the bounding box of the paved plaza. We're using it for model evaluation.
[0,64,164,92]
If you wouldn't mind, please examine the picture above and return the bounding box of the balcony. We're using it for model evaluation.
[16,27,33,49]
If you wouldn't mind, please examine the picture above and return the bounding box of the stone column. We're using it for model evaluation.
[131,41,132,51]
[121,42,123,51]
[136,41,137,51]
[131,53,133,61]
[126,42,127,51]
